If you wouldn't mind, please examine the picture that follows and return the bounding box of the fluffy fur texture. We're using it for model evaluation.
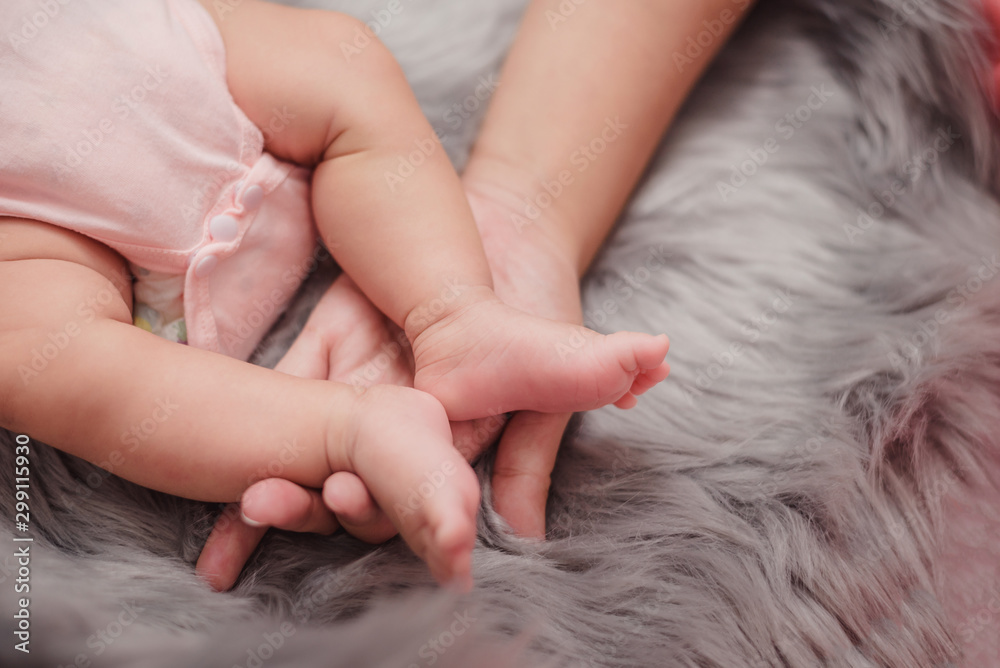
[3,0,1000,665]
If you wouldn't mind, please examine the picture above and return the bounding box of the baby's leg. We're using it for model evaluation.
[208,1,670,421]
[0,220,477,584]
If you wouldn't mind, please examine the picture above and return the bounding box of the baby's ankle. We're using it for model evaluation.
[402,282,498,344]
[330,383,452,459]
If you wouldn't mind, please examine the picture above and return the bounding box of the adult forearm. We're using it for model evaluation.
[464,0,755,276]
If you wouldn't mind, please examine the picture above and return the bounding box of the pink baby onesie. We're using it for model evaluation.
[0,0,318,361]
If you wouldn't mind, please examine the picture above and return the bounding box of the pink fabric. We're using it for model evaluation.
[0,0,317,361]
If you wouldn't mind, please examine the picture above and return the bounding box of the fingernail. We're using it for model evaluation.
[240,510,266,528]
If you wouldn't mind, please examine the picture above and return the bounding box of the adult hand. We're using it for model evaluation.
[196,180,586,590]
[462,178,586,538]
[196,273,413,591]
[195,268,511,590]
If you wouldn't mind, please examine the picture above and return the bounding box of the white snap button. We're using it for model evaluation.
[195,255,218,278]
[241,185,264,211]
[209,214,239,242]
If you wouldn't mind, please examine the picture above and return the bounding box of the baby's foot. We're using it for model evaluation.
[329,384,480,587]
[409,287,670,421]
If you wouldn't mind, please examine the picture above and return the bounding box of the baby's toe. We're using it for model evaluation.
[609,332,669,372]
[432,516,476,589]
[412,494,477,588]
[629,374,660,397]
[614,392,639,409]
[643,360,671,387]
[637,334,670,368]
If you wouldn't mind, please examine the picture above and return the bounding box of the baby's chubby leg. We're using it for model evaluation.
[303,48,670,420]
[0,220,478,585]
[201,1,670,422]
[313,138,671,419]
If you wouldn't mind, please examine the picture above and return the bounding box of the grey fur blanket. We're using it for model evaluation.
[3,0,1000,665]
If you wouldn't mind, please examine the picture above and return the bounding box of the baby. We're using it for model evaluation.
[0,0,669,587]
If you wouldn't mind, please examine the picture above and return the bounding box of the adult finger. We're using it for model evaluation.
[491,410,570,539]
[451,413,508,463]
[195,478,344,592]
[323,472,397,543]
[240,478,342,534]
[274,322,329,380]
[196,503,269,592]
